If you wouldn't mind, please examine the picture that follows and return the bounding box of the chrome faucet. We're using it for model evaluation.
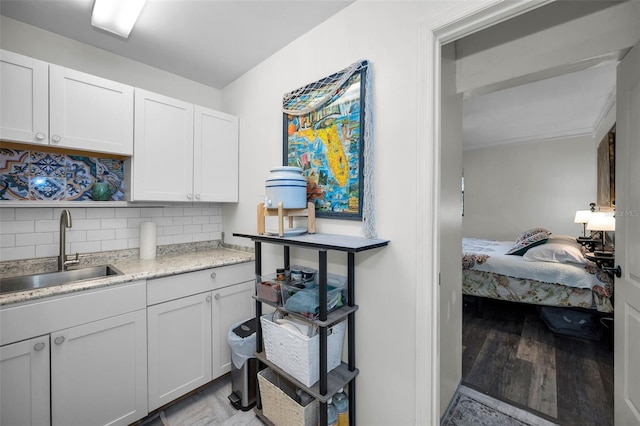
[59,209,79,271]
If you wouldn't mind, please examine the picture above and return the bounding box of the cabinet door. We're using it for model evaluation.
[51,310,147,426]
[147,292,213,411]
[0,336,50,426]
[211,280,255,379]
[132,89,194,201]
[49,64,134,155]
[193,106,239,202]
[0,50,48,145]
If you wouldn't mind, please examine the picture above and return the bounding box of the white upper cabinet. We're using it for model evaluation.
[194,106,239,202]
[133,89,239,202]
[0,49,134,156]
[132,89,195,202]
[0,50,48,144]
[49,65,134,155]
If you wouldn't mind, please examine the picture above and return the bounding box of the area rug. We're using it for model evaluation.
[441,385,559,426]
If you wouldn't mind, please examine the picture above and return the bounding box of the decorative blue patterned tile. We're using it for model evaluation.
[0,148,126,202]
[30,176,66,200]
[31,152,66,178]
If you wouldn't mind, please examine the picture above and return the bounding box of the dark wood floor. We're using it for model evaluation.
[462,296,614,426]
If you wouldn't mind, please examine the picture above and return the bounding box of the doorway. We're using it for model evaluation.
[415,1,638,424]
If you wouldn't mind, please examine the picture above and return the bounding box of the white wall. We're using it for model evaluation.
[221,2,460,424]
[462,134,597,241]
[0,16,222,109]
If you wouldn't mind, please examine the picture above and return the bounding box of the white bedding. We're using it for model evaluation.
[462,238,599,290]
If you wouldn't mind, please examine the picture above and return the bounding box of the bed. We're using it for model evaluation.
[462,231,613,313]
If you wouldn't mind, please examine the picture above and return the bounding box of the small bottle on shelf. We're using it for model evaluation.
[334,387,349,426]
[327,397,338,426]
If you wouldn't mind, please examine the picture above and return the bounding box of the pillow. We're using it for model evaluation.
[506,232,550,255]
[523,238,587,265]
[516,227,551,243]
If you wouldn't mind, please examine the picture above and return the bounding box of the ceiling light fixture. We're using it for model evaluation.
[91,0,147,39]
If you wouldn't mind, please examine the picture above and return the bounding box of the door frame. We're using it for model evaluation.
[415,1,555,424]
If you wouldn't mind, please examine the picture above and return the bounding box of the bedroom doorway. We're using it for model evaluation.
[420,1,640,424]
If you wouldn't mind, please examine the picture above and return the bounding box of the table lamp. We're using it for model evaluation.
[586,212,615,253]
[574,210,593,237]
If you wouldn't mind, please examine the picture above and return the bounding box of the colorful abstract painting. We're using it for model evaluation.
[0,148,125,201]
[283,69,365,219]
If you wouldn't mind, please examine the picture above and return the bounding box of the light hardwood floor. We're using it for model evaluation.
[462,296,614,426]
[136,374,265,426]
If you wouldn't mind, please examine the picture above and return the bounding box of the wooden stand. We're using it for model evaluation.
[257,202,316,236]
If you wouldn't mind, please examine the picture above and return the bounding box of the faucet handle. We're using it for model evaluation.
[64,253,80,267]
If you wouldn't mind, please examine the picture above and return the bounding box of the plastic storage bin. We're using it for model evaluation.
[258,368,318,426]
[260,313,346,387]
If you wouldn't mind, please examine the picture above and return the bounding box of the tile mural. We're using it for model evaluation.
[0,149,125,201]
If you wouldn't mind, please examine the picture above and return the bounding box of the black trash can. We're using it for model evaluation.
[227,317,258,411]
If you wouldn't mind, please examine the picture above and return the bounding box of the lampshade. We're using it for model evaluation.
[92,0,147,38]
[586,212,615,232]
[574,210,593,224]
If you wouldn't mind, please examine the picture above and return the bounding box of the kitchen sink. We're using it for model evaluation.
[0,265,123,295]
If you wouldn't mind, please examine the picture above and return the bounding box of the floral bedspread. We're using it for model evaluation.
[462,269,613,313]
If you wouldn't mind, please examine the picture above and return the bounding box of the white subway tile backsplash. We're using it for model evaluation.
[86,208,115,219]
[1,246,35,261]
[71,219,102,231]
[0,203,224,261]
[15,208,53,221]
[115,208,141,218]
[71,241,101,254]
[35,220,59,233]
[101,239,128,252]
[0,209,16,221]
[35,244,58,258]
[101,218,128,229]
[173,216,193,226]
[87,229,116,242]
[1,234,15,247]
[16,232,54,247]
[10,221,36,234]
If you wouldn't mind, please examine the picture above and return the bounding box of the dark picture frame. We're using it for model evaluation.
[283,67,366,220]
[597,128,615,210]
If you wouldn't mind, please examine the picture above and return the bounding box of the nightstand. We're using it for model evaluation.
[585,252,615,269]
[577,237,599,252]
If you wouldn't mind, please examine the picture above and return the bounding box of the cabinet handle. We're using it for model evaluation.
[54,336,65,345]
[51,135,61,143]
[187,193,193,200]
[210,272,216,279]
[34,342,46,351]
[206,295,212,302]
[195,193,201,200]
[215,293,221,300]
[35,132,46,141]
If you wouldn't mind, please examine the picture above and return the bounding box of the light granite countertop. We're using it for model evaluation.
[0,242,254,307]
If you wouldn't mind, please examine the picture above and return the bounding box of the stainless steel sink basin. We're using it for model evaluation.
[0,265,123,295]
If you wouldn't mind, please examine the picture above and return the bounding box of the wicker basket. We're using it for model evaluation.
[258,368,318,426]
[261,314,346,387]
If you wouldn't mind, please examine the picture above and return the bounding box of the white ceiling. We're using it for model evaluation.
[463,62,617,150]
[0,0,353,89]
[0,1,630,150]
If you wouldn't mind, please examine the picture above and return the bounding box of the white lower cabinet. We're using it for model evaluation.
[147,292,213,411]
[51,309,147,426]
[0,280,148,426]
[211,280,254,379]
[0,336,51,426]
[146,262,254,409]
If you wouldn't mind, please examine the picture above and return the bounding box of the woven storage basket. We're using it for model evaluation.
[258,368,318,426]
[261,314,346,387]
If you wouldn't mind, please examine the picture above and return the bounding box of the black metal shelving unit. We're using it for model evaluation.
[233,232,389,426]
